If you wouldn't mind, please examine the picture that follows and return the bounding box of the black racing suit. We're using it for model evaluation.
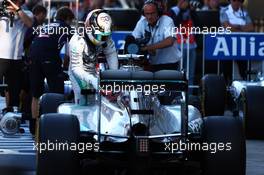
[29,21,73,98]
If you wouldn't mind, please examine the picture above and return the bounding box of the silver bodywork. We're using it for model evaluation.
[231,80,264,99]
[58,56,202,143]
[58,94,201,142]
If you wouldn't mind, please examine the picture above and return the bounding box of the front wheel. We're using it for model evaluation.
[200,74,226,117]
[37,113,80,175]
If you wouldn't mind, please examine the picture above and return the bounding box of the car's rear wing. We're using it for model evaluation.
[99,70,188,92]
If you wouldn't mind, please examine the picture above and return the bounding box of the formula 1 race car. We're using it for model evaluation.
[36,55,246,175]
[201,73,264,139]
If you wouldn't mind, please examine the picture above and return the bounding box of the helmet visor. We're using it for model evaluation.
[94,29,111,41]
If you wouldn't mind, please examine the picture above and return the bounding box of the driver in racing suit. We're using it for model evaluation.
[68,9,118,105]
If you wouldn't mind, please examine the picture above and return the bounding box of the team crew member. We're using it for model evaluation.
[69,9,118,105]
[132,0,181,71]
[220,0,254,82]
[24,4,47,54]
[170,0,197,88]
[29,7,74,134]
[20,5,47,121]
[0,0,33,109]
[221,0,253,32]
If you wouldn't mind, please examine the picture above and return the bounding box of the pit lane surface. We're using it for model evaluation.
[0,125,36,175]
[0,95,35,175]
[0,97,263,175]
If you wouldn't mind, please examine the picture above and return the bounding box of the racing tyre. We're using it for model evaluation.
[240,86,264,139]
[39,93,65,115]
[37,113,80,175]
[201,116,246,175]
[201,74,226,116]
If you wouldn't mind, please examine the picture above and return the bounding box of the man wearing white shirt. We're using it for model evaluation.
[220,0,253,32]
[220,0,254,82]
[0,0,33,108]
[132,0,181,71]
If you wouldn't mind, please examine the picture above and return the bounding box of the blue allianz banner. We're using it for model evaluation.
[204,33,264,60]
[111,31,132,50]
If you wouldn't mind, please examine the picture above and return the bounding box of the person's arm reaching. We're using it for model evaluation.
[142,37,174,52]
[104,39,118,70]
[69,35,98,89]
[142,17,176,53]
[7,0,33,27]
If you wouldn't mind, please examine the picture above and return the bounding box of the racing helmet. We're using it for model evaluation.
[85,9,112,46]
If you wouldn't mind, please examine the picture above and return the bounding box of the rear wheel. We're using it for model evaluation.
[200,74,226,117]
[239,86,264,139]
[37,113,80,175]
[201,116,246,175]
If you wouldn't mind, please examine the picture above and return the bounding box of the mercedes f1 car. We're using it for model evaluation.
[36,55,246,175]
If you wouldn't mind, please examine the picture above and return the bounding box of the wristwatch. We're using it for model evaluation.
[16,8,22,13]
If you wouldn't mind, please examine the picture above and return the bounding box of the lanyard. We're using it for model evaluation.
[233,10,245,20]
[148,25,158,45]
